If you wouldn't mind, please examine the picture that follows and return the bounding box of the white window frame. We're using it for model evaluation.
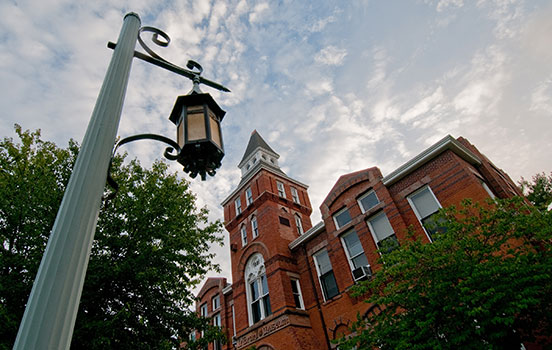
[235,197,242,215]
[333,207,352,229]
[277,181,286,198]
[200,303,208,317]
[295,214,303,234]
[407,185,442,242]
[366,211,398,255]
[231,304,236,336]
[291,187,300,204]
[213,312,221,327]
[340,230,370,271]
[290,278,305,309]
[357,189,379,213]
[251,216,259,238]
[212,294,220,311]
[246,187,253,206]
[212,313,222,350]
[313,249,339,301]
[241,225,247,246]
[245,254,271,325]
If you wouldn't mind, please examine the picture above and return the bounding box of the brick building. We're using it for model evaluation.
[192,131,522,350]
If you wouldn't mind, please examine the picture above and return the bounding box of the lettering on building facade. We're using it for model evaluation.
[236,315,291,348]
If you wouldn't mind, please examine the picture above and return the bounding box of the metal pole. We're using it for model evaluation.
[13,13,141,350]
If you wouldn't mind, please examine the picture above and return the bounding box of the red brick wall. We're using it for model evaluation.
[198,137,523,350]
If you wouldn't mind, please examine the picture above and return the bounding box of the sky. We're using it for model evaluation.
[1,0,551,290]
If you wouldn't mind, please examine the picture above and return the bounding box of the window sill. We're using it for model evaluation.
[322,293,342,306]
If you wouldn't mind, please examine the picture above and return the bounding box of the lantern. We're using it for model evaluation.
[169,92,226,180]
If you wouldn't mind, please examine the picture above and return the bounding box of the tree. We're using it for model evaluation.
[520,172,552,211]
[0,126,225,349]
[338,197,552,350]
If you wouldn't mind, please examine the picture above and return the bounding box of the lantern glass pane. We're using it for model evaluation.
[177,122,184,148]
[187,107,206,141]
[209,111,222,148]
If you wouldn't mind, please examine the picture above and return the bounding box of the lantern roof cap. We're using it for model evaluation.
[168,92,226,125]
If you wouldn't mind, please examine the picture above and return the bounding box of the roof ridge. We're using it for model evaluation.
[238,130,279,166]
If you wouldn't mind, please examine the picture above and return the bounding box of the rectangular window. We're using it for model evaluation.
[291,187,300,204]
[246,187,253,205]
[358,190,379,213]
[250,275,271,323]
[252,216,259,238]
[241,225,247,246]
[200,303,208,317]
[235,197,242,215]
[313,249,339,300]
[231,304,236,336]
[213,312,221,327]
[213,313,222,350]
[212,294,220,311]
[341,230,372,281]
[407,186,445,241]
[295,215,304,234]
[367,212,399,254]
[290,279,304,309]
[333,207,352,229]
[277,181,286,198]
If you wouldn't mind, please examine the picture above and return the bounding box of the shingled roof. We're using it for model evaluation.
[238,130,279,168]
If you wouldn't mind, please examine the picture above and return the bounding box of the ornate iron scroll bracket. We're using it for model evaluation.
[105,133,183,200]
[107,26,230,93]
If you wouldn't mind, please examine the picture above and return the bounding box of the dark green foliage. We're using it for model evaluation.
[520,172,552,210]
[0,126,78,349]
[0,126,225,349]
[338,197,552,350]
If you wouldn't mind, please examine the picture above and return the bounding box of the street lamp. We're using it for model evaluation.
[13,13,229,349]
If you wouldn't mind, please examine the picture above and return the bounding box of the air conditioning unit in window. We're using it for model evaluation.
[352,265,372,281]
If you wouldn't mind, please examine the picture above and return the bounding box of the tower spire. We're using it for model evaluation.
[238,130,284,178]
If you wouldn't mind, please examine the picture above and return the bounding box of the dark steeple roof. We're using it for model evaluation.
[238,130,279,167]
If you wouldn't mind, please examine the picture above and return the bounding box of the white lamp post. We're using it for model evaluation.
[13,12,229,349]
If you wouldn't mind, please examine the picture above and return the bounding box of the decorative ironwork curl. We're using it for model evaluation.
[105,134,184,199]
[107,25,230,92]
[137,26,171,63]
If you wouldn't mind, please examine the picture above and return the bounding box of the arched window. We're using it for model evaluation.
[245,253,271,325]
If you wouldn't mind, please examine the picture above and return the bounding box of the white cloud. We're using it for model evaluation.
[436,0,464,12]
[309,15,337,32]
[1,0,551,291]
[400,87,444,123]
[529,77,552,114]
[314,45,348,66]
[249,2,269,23]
